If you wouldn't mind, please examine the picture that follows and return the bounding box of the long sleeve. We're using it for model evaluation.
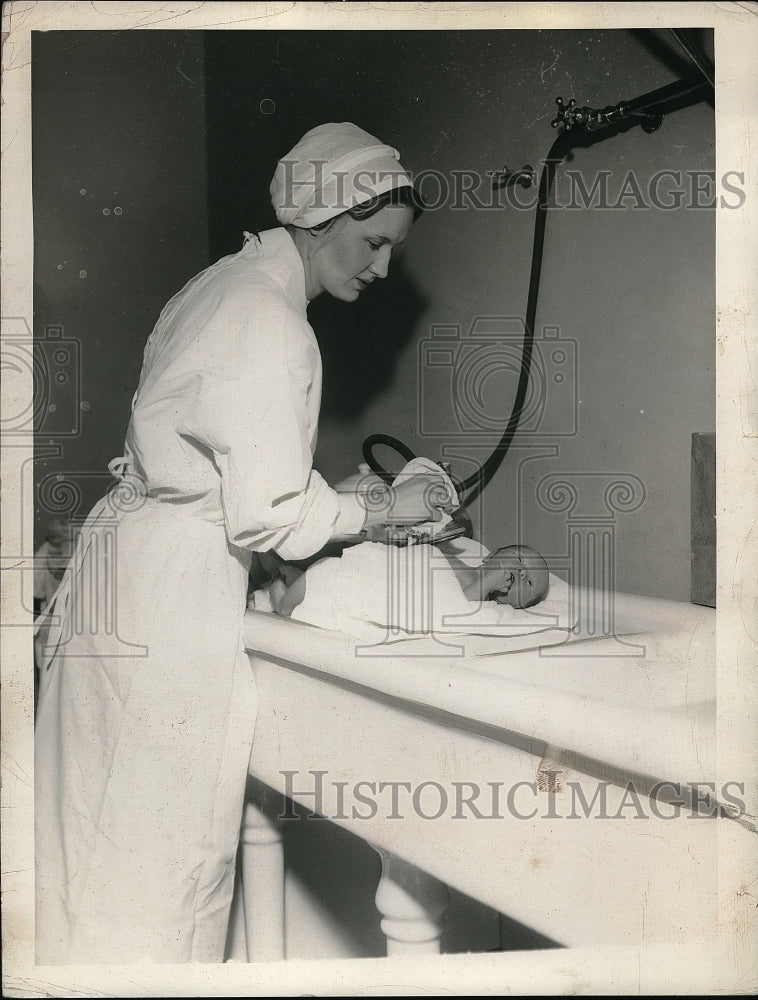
[178,280,364,561]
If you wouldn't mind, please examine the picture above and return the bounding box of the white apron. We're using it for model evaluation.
[34,229,364,964]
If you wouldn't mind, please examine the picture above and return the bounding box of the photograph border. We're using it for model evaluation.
[2,2,756,995]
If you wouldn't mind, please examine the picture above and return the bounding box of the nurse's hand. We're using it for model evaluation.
[363,473,451,527]
[269,564,306,617]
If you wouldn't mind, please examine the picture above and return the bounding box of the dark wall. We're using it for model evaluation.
[32,30,210,538]
[204,31,435,458]
[352,27,716,602]
[33,28,715,600]
[204,31,434,259]
[203,28,715,601]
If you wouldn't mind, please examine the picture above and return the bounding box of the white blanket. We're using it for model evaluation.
[253,539,575,652]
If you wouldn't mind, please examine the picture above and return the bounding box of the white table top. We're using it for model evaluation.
[243,588,716,793]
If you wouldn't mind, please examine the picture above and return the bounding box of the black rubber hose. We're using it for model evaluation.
[362,433,419,486]
[457,129,571,504]
[362,128,572,504]
[363,63,711,502]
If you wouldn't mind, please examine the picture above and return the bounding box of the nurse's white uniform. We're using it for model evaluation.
[34,229,365,964]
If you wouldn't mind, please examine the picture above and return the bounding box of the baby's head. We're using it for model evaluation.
[45,518,70,551]
[484,544,549,609]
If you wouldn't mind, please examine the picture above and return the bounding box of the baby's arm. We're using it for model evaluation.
[453,562,508,603]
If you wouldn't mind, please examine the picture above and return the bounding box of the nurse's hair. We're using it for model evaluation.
[305,184,425,233]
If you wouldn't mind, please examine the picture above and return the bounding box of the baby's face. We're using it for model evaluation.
[46,520,70,552]
[485,545,549,609]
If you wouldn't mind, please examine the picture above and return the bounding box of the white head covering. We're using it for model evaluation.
[270,122,414,229]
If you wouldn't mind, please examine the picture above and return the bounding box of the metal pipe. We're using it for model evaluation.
[621,74,710,115]
[552,74,711,134]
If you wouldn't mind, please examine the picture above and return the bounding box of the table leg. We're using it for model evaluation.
[374,849,449,956]
[240,793,285,961]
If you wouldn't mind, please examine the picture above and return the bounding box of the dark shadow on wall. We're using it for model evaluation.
[627,27,715,108]
[203,29,426,261]
[31,29,211,547]
[203,30,431,425]
[309,258,428,423]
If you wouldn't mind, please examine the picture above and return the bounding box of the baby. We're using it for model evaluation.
[253,540,549,623]
[448,543,550,609]
[34,517,71,613]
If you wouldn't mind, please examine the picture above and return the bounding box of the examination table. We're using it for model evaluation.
[234,584,753,974]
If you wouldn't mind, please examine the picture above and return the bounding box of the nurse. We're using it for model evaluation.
[34,122,436,964]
